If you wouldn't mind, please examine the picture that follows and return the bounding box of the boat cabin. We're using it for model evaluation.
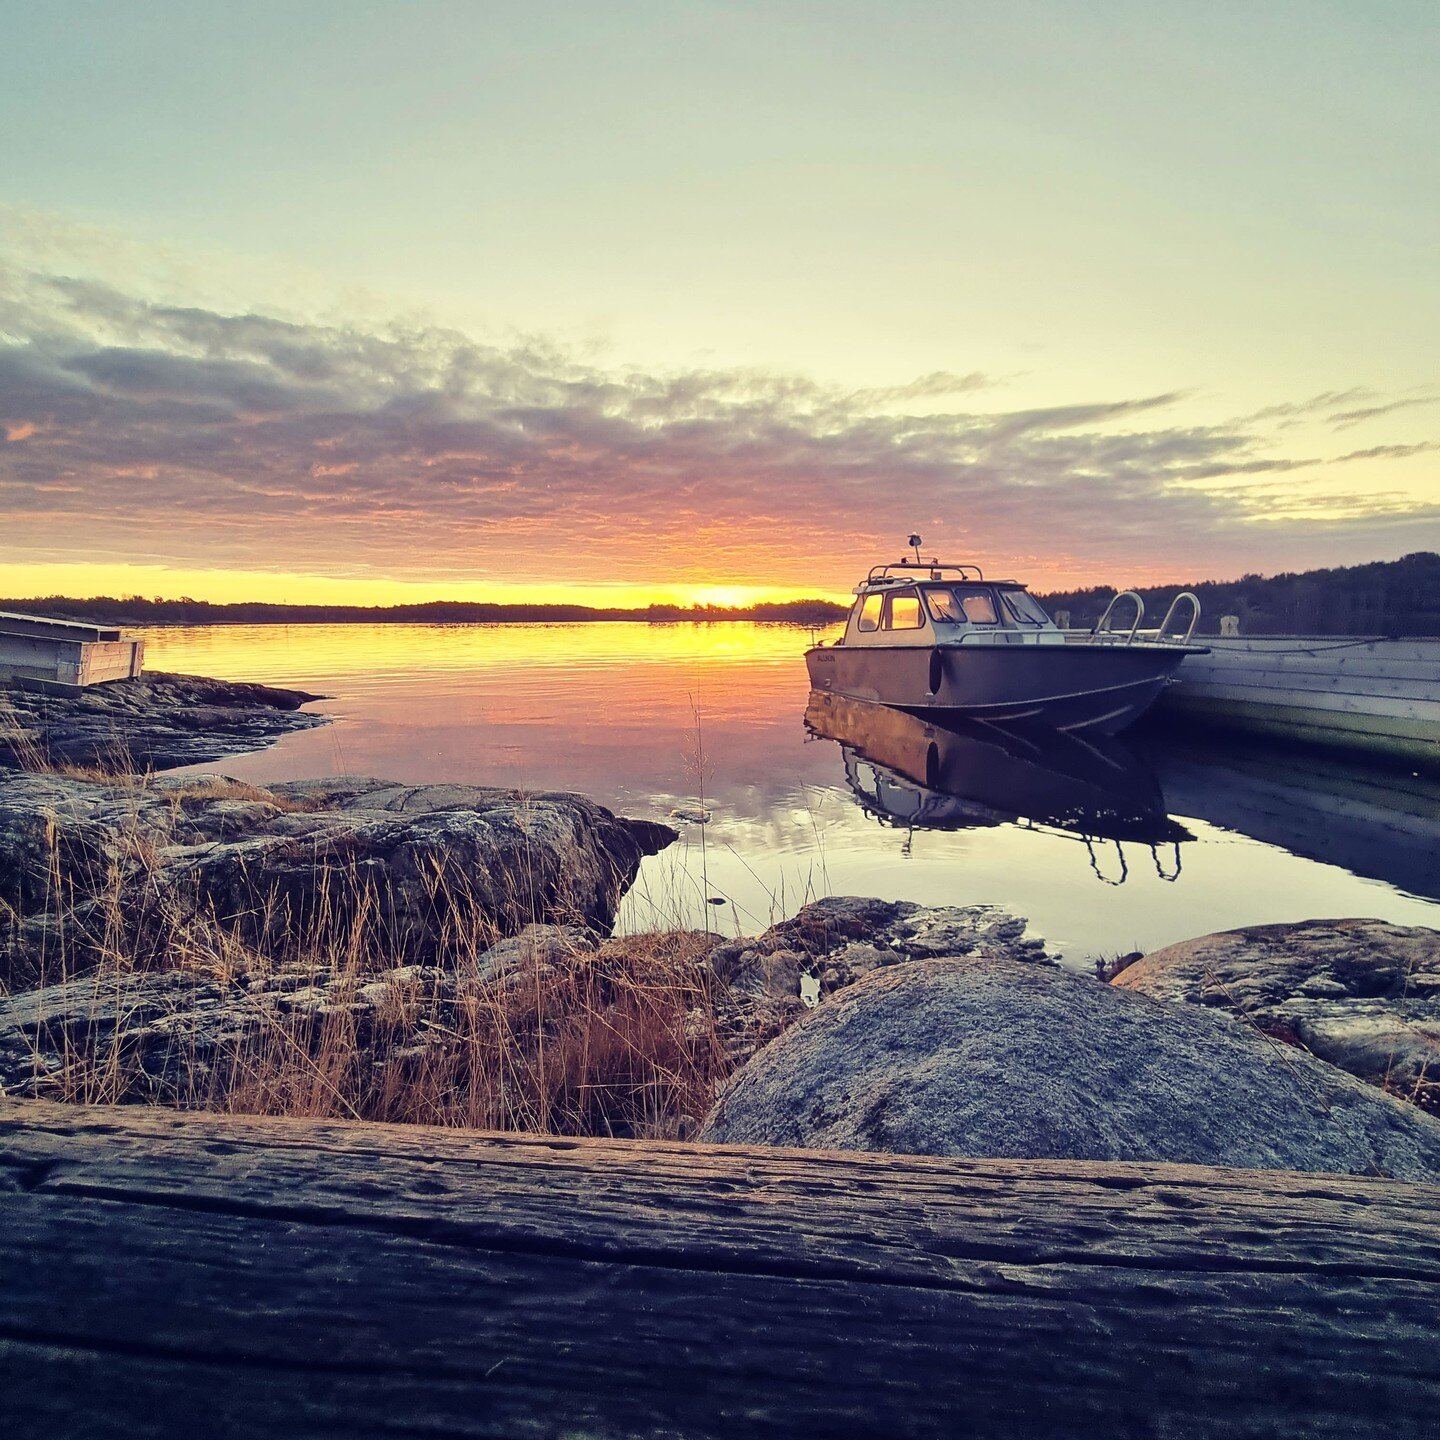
[840,562,1064,648]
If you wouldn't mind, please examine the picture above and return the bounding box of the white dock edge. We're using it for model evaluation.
[1158,634,1440,767]
[0,610,145,689]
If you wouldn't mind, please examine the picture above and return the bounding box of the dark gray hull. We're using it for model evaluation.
[805,641,1199,734]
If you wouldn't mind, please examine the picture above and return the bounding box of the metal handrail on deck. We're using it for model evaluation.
[1156,591,1201,645]
[866,559,986,584]
[1093,591,1145,645]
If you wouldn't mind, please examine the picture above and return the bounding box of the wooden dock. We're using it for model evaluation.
[1159,635,1440,768]
[0,609,144,689]
[2,1099,1438,1438]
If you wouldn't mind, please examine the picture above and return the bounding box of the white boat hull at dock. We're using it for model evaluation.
[1156,635,1440,768]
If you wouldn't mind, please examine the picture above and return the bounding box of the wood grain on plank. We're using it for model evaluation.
[2,1099,1438,1439]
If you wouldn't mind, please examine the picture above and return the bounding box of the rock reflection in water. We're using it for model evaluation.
[805,691,1191,883]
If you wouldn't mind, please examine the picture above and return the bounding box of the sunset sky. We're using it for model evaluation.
[2,1,1436,605]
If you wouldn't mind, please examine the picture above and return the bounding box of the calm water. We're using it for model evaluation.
[143,623,1440,965]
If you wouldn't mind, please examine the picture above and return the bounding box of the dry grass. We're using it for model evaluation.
[160,775,329,814]
[1,690,739,1136]
[0,695,64,775]
[0,693,143,782]
[2,812,730,1138]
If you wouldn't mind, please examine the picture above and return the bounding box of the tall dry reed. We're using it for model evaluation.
[1,776,729,1138]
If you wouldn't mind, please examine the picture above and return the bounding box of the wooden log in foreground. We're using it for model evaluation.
[2,1100,1438,1439]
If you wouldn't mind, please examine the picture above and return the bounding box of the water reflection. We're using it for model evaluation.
[1136,722,1440,903]
[805,691,1191,882]
[139,622,1440,958]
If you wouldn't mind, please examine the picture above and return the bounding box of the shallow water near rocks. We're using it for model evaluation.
[143,622,1440,966]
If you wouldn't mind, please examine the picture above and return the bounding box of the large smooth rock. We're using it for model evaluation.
[1113,919,1440,1113]
[0,772,676,989]
[0,671,330,772]
[700,959,1440,1180]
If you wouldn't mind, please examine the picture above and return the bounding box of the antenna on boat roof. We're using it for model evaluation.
[908,533,923,564]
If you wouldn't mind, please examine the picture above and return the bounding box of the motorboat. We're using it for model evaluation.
[805,538,1208,734]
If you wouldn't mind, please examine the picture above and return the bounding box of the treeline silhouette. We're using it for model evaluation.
[0,595,849,628]
[1038,552,1440,637]
[8,552,1436,635]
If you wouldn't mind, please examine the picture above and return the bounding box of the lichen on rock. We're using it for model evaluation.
[700,957,1440,1181]
[1112,918,1440,1113]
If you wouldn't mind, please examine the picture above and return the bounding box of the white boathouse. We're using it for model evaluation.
[0,610,145,689]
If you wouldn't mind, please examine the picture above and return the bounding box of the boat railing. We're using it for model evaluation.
[866,559,985,584]
[1089,590,1201,647]
[1092,591,1145,645]
[1155,592,1201,645]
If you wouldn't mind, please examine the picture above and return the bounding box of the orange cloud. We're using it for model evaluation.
[2,275,1435,600]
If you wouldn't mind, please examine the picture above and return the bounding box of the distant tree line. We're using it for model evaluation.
[0,594,850,628]
[1038,552,1440,637]
[7,552,1436,635]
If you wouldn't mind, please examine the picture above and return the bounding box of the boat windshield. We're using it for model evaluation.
[924,586,999,625]
[1000,589,1052,626]
[923,587,963,622]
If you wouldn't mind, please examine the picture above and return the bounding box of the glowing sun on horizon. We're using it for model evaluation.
[690,586,768,608]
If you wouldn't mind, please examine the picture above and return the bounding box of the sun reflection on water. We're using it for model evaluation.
[139,621,1440,962]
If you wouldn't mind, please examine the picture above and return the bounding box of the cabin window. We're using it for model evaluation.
[923,587,965,623]
[885,590,924,630]
[958,589,999,625]
[1001,589,1051,626]
[856,594,884,633]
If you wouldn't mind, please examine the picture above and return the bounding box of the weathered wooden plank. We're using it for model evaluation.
[1190,658,1440,685]
[0,610,124,642]
[0,631,144,687]
[1167,681,1436,721]
[1200,638,1440,663]
[1175,676,1434,711]
[1161,691,1439,740]
[1180,639,1440,688]
[1174,650,1439,689]
[1,1100,1438,1438]
[1160,702,1440,767]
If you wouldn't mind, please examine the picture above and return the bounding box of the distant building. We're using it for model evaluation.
[0,610,145,689]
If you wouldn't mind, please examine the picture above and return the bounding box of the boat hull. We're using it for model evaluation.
[805,641,1194,734]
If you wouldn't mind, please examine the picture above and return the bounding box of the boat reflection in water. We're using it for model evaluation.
[805,690,1192,883]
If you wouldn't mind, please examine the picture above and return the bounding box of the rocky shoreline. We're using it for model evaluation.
[701,951,1440,1179]
[0,670,330,772]
[0,672,1436,1177]
[0,771,676,989]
